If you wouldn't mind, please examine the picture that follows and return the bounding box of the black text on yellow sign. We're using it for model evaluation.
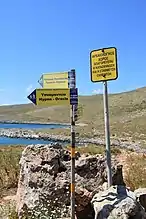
[90,47,118,82]
[27,88,78,106]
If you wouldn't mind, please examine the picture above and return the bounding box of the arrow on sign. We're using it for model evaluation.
[38,75,43,87]
[27,90,36,104]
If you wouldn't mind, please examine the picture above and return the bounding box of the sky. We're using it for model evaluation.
[0,0,146,105]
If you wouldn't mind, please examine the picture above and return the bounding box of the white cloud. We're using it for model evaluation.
[26,84,33,93]
[92,89,102,94]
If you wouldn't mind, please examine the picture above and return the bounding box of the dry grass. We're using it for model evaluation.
[124,153,146,191]
[0,146,23,218]
[0,146,24,198]
[0,201,18,219]
[36,127,71,136]
[75,144,105,155]
[66,144,121,156]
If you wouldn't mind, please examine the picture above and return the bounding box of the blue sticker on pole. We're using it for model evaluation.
[68,70,76,89]
[70,88,78,105]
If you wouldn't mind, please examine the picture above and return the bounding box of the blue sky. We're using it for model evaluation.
[0,0,146,105]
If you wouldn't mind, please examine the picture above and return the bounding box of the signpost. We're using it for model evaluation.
[90,47,118,188]
[68,69,76,219]
[28,69,77,219]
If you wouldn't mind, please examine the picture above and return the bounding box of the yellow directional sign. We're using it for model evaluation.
[90,47,118,82]
[40,72,69,89]
[27,88,78,106]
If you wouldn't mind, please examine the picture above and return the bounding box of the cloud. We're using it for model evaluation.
[92,89,102,94]
[26,84,33,93]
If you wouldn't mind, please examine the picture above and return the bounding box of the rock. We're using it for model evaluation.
[16,144,70,219]
[75,187,94,219]
[91,185,146,219]
[134,188,146,211]
[16,144,125,219]
[75,156,125,192]
[112,164,126,186]
[63,149,81,161]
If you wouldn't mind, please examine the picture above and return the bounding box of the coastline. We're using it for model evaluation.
[0,120,87,127]
[0,120,70,126]
[0,128,146,153]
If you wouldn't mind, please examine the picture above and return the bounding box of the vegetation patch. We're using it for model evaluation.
[0,146,24,198]
[124,153,146,191]
[0,201,18,219]
[66,144,121,156]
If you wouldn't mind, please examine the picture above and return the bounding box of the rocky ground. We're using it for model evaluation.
[0,142,146,218]
[3,143,144,219]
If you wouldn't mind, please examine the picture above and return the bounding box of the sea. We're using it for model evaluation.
[0,122,69,145]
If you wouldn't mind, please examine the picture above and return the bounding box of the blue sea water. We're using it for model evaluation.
[0,136,54,145]
[0,122,69,129]
[0,123,69,145]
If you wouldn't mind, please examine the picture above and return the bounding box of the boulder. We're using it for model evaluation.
[16,144,70,219]
[91,185,146,219]
[134,188,146,211]
[16,144,125,219]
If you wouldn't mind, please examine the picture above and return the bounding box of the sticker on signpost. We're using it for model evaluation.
[70,88,78,105]
[90,47,118,82]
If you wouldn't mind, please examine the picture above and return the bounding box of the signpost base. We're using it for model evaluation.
[70,104,75,219]
[103,81,112,188]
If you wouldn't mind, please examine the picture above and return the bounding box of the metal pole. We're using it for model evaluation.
[103,81,112,188]
[69,69,76,219]
[70,104,75,219]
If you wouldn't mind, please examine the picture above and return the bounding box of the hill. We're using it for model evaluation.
[0,86,146,142]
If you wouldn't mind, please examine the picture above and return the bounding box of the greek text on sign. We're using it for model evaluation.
[27,88,78,106]
[90,47,118,82]
[39,72,69,89]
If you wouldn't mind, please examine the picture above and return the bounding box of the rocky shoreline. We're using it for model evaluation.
[0,120,70,126]
[0,128,146,153]
[0,120,86,127]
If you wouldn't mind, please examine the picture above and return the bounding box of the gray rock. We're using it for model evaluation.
[91,185,146,219]
[134,188,146,211]
[16,144,125,219]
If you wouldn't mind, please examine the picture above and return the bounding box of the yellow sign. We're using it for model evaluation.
[42,72,69,88]
[27,88,78,106]
[36,88,70,106]
[90,47,118,82]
